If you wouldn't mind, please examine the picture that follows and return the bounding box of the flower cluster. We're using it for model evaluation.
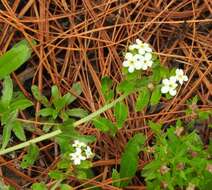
[69,140,93,165]
[123,39,153,73]
[161,69,188,96]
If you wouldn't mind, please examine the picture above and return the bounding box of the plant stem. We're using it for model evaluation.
[0,93,128,155]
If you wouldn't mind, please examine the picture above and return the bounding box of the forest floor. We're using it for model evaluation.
[0,0,211,189]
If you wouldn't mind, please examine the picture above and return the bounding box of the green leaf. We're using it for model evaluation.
[38,108,57,118]
[114,102,128,129]
[51,85,60,108]
[0,39,35,79]
[148,121,162,134]
[135,87,150,111]
[51,85,60,100]
[49,170,65,180]
[1,76,13,107]
[31,183,47,190]
[150,86,161,105]
[66,108,88,118]
[1,110,18,149]
[77,160,93,169]
[21,144,39,169]
[112,169,120,187]
[101,77,114,101]
[117,80,135,94]
[31,85,50,107]
[55,93,73,111]
[10,98,33,111]
[57,159,70,169]
[73,135,96,144]
[60,184,73,190]
[12,121,26,141]
[119,134,145,187]
[152,67,161,83]
[68,82,82,103]
[92,117,116,135]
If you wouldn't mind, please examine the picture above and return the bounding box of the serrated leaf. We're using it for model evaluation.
[21,144,39,169]
[38,108,57,118]
[119,134,145,187]
[101,77,114,102]
[31,85,50,107]
[77,160,93,169]
[1,76,13,107]
[152,67,161,83]
[0,40,35,79]
[117,80,135,94]
[49,170,65,180]
[148,121,162,134]
[73,135,96,143]
[114,102,128,129]
[150,86,161,105]
[31,183,47,190]
[112,169,120,187]
[60,184,73,190]
[1,110,18,149]
[66,108,88,118]
[12,121,26,141]
[57,159,70,169]
[135,87,150,111]
[92,117,116,135]
[68,82,82,103]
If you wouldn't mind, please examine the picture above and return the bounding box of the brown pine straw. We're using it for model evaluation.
[0,0,211,189]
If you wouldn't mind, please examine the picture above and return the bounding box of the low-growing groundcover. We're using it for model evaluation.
[0,38,211,190]
[0,1,212,189]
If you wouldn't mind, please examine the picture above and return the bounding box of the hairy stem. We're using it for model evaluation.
[0,93,128,155]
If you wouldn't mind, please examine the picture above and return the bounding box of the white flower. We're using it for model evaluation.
[129,44,139,51]
[123,52,136,73]
[140,53,153,70]
[135,39,152,54]
[133,54,144,70]
[161,76,178,96]
[85,146,93,159]
[175,69,188,84]
[73,140,86,148]
[70,148,86,165]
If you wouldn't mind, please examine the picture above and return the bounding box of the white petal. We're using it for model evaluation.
[178,79,183,85]
[176,69,183,75]
[136,39,142,45]
[183,75,188,81]
[144,53,152,60]
[162,79,169,85]
[125,52,133,60]
[141,64,148,70]
[135,63,142,70]
[80,155,86,161]
[161,86,169,94]
[169,89,177,96]
[138,48,145,55]
[123,60,129,67]
[145,46,152,52]
[73,159,81,165]
[129,44,139,51]
[128,66,135,73]
[75,147,82,154]
[170,76,177,83]
[128,45,134,51]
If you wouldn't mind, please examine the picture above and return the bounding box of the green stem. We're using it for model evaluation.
[0,93,128,155]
